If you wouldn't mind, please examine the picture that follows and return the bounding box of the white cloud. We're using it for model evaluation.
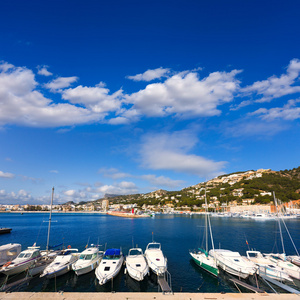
[123,70,241,121]
[98,168,131,179]
[37,65,53,76]
[0,63,100,127]
[44,76,78,91]
[250,99,300,121]
[0,171,14,178]
[242,59,300,103]
[95,181,138,195]
[139,131,226,178]
[140,174,184,188]
[61,83,123,115]
[127,67,170,81]
[0,189,33,204]
[50,170,59,173]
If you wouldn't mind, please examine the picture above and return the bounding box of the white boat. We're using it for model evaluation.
[0,243,21,267]
[189,188,219,277]
[246,251,292,281]
[40,248,79,279]
[263,253,300,280]
[144,242,167,276]
[0,246,42,276]
[287,255,300,267]
[209,249,257,279]
[125,248,149,281]
[28,250,58,276]
[72,245,103,276]
[95,248,124,285]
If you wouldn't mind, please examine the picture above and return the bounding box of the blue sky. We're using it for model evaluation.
[1,0,300,204]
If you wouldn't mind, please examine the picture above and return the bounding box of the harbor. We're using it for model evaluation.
[0,212,300,295]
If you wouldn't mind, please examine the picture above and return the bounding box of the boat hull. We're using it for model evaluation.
[190,252,218,277]
[73,259,100,276]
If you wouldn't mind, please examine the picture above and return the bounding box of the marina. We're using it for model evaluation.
[0,212,300,294]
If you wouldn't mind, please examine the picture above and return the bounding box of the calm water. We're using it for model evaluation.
[0,212,300,293]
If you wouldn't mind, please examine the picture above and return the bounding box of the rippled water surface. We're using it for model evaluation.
[0,212,299,292]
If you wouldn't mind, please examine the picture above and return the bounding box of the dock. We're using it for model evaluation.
[158,275,172,293]
[1,292,300,300]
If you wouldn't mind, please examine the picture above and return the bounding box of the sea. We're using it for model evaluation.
[0,212,299,293]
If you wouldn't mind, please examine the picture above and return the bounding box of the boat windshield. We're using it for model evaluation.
[129,249,142,256]
[104,254,120,259]
[79,254,93,260]
[17,252,26,258]
[147,244,160,250]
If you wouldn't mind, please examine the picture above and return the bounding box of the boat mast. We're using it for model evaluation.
[273,191,285,254]
[46,187,54,252]
[204,188,208,253]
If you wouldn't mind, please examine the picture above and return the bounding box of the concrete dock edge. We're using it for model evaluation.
[0,293,299,300]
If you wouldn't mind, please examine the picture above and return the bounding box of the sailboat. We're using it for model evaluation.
[189,188,219,277]
[262,192,300,280]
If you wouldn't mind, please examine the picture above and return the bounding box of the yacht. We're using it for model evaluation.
[125,248,149,281]
[95,248,124,285]
[209,249,257,279]
[72,245,103,276]
[40,248,79,279]
[144,242,167,276]
[246,251,292,281]
[0,243,21,267]
[0,246,41,276]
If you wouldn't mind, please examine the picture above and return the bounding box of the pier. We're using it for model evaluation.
[0,292,300,300]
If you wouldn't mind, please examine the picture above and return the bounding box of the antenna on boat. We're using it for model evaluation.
[152,232,154,242]
[46,187,54,252]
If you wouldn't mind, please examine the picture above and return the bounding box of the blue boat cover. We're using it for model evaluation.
[105,248,120,256]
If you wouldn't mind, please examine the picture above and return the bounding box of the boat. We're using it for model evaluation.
[125,248,149,281]
[95,248,124,285]
[263,253,300,280]
[287,255,300,267]
[209,249,257,279]
[72,245,103,276]
[0,246,42,276]
[0,243,21,267]
[189,188,219,277]
[246,251,292,281]
[144,242,167,276]
[40,248,79,279]
[0,228,12,234]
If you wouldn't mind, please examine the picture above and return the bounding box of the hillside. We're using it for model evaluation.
[90,167,300,209]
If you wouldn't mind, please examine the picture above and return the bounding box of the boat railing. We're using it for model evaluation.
[258,265,288,282]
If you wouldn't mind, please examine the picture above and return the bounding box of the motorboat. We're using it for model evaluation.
[287,255,300,267]
[209,249,257,279]
[263,253,300,280]
[72,245,103,276]
[0,246,42,276]
[144,242,167,276]
[95,248,124,285]
[246,251,292,281]
[0,243,21,267]
[40,248,79,279]
[125,248,149,281]
[28,250,58,276]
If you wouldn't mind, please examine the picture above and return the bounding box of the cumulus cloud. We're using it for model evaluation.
[37,65,53,76]
[242,59,300,103]
[122,69,241,121]
[127,67,170,81]
[0,189,34,204]
[44,76,78,91]
[61,83,123,115]
[0,171,14,178]
[0,62,101,127]
[95,181,138,195]
[139,131,226,178]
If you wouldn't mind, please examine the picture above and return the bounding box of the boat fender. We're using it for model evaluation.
[3,261,11,267]
[124,268,127,274]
